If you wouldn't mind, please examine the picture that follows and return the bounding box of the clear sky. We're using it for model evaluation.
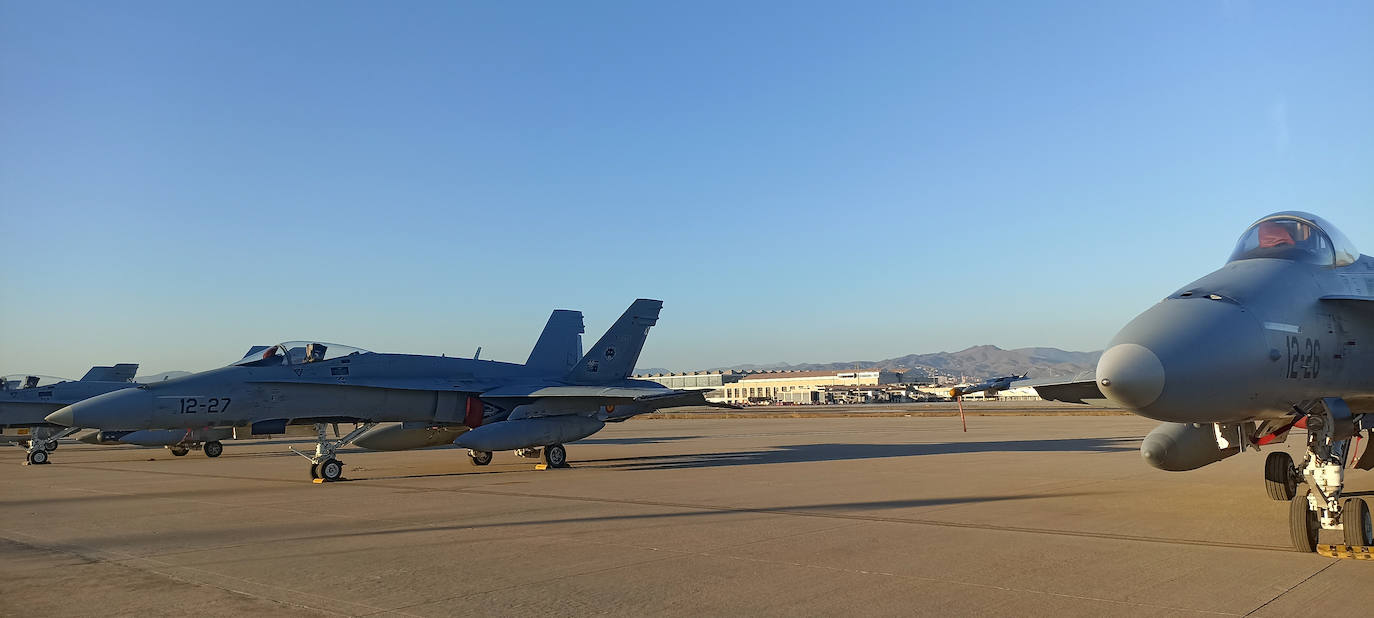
[2,1,1371,378]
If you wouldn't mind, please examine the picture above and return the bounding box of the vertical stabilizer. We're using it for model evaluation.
[80,364,139,382]
[564,299,662,384]
[525,309,585,375]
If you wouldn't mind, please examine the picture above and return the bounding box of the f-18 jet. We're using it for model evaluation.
[1032,212,1374,552]
[50,299,720,481]
[2,365,139,464]
[3,365,240,463]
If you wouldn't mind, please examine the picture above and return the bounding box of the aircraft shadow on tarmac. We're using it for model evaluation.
[290,491,1104,546]
[582,437,1140,471]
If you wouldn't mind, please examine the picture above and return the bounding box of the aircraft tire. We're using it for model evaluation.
[320,459,344,481]
[468,450,492,466]
[1264,452,1297,501]
[1343,498,1372,547]
[28,449,49,465]
[1291,491,1319,552]
[45,442,58,451]
[170,446,189,457]
[203,441,224,458]
[309,463,320,480]
[544,444,567,468]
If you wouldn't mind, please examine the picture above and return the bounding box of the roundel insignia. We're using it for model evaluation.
[604,347,616,360]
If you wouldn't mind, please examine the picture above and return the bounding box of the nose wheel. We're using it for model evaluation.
[20,427,78,466]
[1264,452,1298,501]
[1344,498,1373,547]
[293,422,376,483]
[1291,491,1320,552]
[203,440,224,458]
[310,459,344,481]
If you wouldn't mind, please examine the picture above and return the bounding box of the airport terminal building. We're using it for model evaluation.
[637,369,906,405]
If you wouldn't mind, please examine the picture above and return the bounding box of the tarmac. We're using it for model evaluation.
[2,414,1371,617]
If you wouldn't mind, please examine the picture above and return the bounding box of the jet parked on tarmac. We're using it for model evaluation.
[1032,212,1374,552]
[2,365,139,464]
[50,300,723,481]
[3,365,242,463]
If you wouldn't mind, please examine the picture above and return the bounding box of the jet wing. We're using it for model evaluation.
[1022,378,1108,405]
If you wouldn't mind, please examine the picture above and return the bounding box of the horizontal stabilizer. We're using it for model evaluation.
[80,364,139,382]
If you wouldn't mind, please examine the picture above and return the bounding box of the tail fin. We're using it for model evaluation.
[80,364,139,382]
[564,299,662,384]
[525,309,585,374]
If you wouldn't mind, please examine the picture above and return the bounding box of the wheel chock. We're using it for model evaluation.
[1317,544,1374,560]
[534,464,549,470]
[312,478,326,484]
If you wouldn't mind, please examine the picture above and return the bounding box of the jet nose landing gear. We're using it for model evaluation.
[1287,398,1372,554]
[292,422,377,483]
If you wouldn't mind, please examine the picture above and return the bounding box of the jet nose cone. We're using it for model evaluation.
[46,406,76,427]
[1096,343,1165,411]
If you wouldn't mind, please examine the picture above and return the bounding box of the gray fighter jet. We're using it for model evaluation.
[49,300,721,481]
[1032,212,1374,552]
[2,365,139,464]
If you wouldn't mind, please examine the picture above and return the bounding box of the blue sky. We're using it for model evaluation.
[2,1,1371,377]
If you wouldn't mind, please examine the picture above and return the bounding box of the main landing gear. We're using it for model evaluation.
[1282,398,1372,552]
[467,449,493,466]
[167,441,222,458]
[22,427,79,465]
[293,422,377,482]
[542,443,568,468]
[511,445,570,469]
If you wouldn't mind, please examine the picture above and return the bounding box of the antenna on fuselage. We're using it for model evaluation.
[473,346,482,361]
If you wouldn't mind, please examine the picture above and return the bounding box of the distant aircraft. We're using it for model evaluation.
[2,365,139,464]
[948,374,1026,398]
[1031,212,1374,552]
[50,300,725,481]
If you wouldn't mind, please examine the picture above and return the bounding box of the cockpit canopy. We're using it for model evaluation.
[232,342,371,367]
[1227,211,1359,267]
[1,374,70,390]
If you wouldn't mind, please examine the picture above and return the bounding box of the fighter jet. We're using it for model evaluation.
[49,299,723,481]
[2,365,139,464]
[948,374,1027,398]
[1031,212,1374,552]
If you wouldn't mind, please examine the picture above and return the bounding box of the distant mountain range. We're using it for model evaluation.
[638,345,1102,381]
